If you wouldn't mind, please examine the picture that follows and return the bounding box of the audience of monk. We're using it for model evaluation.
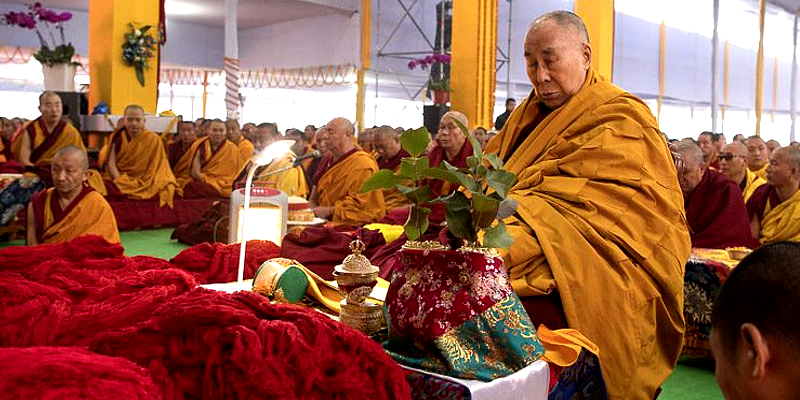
[27,146,119,245]
[746,136,770,180]
[174,119,242,198]
[102,105,179,207]
[167,121,198,169]
[674,142,757,249]
[711,242,800,400]
[310,117,385,226]
[746,146,800,243]
[484,11,690,399]
[373,125,411,211]
[247,125,308,198]
[719,141,766,203]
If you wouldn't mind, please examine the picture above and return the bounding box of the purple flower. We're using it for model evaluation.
[57,12,71,22]
[424,55,435,64]
[408,60,417,70]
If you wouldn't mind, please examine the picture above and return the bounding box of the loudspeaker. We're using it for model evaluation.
[55,91,87,131]
[423,104,449,138]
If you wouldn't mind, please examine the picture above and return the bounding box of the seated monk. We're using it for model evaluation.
[167,121,197,169]
[483,12,690,399]
[674,142,757,249]
[286,127,315,184]
[373,125,411,211]
[226,119,254,161]
[102,104,179,207]
[698,131,719,170]
[428,112,473,195]
[719,141,766,203]
[746,136,770,180]
[175,119,243,198]
[11,91,86,183]
[746,146,800,244]
[234,123,308,198]
[310,117,384,225]
[27,146,119,245]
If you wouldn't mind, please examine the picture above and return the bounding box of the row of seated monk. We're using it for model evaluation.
[668,133,800,249]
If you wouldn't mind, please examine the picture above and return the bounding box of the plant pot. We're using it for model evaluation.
[42,63,76,92]
[383,246,544,381]
[431,89,450,105]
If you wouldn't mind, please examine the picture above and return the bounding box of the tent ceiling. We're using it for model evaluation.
[770,0,800,13]
[1,0,358,29]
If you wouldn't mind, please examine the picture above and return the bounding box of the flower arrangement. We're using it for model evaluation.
[2,2,75,66]
[122,23,159,87]
[361,122,517,249]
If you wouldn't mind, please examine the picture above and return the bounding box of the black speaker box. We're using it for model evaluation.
[55,91,87,131]
[423,104,449,138]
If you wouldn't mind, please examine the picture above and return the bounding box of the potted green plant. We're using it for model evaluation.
[407,53,451,105]
[361,121,516,249]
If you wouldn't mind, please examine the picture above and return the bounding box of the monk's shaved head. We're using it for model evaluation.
[124,104,145,115]
[529,11,590,45]
[373,125,399,141]
[53,145,89,170]
[723,141,748,157]
[674,142,704,168]
[775,146,800,170]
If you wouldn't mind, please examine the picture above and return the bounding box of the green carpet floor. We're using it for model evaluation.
[1,228,723,398]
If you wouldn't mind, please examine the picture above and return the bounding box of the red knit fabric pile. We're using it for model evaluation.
[0,347,163,400]
[0,235,410,400]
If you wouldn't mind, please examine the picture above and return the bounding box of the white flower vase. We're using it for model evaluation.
[42,63,77,92]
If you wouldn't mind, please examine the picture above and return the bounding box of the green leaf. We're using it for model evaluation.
[361,169,406,192]
[397,185,432,204]
[484,154,504,170]
[400,127,431,158]
[441,161,480,193]
[485,169,516,198]
[404,206,432,241]
[445,205,475,243]
[471,194,499,230]
[450,117,483,160]
[497,198,519,219]
[135,67,145,86]
[419,167,462,185]
[399,157,428,181]
[467,156,480,171]
[482,221,514,249]
[432,190,470,211]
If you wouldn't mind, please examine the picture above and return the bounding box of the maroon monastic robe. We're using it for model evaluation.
[685,169,759,249]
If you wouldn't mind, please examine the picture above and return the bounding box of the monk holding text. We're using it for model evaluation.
[484,12,690,399]
[27,146,119,245]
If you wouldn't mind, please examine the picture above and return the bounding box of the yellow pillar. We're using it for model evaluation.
[355,0,370,133]
[89,0,160,114]
[450,0,497,129]
[574,0,615,80]
[755,0,766,136]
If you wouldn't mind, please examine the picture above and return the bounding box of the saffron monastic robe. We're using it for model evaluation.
[377,149,412,211]
[484,69,691,400]
[750,163,768,180]
[684,169,758,249]
[175,138,243,198]
[12,118,85,165]
[250,152,308,198]
[31,186,120,244]
[315,148,385,226]
[235,138,254,162]
[739,168,766,203]
[102,128,179,208]
[747,184,800,243]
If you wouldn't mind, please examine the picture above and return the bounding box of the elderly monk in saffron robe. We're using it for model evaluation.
[311,117,385,226]
[102,105,179,207]
[27,146,119,245]
[483,12,690,400]
[746,146,800,244]
[746,136,770,180]
[674,142,758,249]
[373,125,411,211]
[174,119,243,198]
[226,119,254,161]
[719,141,766,203]
[14,91,86,183]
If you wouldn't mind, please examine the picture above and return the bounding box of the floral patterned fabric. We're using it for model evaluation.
[384,247,544,381]
[682,258,731,357]
[0,176,44,226]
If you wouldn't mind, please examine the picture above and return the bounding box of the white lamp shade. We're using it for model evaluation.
[229,188,288,246]
[252,140,295,166]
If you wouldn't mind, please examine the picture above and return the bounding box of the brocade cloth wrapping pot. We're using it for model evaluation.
[384,247,544,381]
